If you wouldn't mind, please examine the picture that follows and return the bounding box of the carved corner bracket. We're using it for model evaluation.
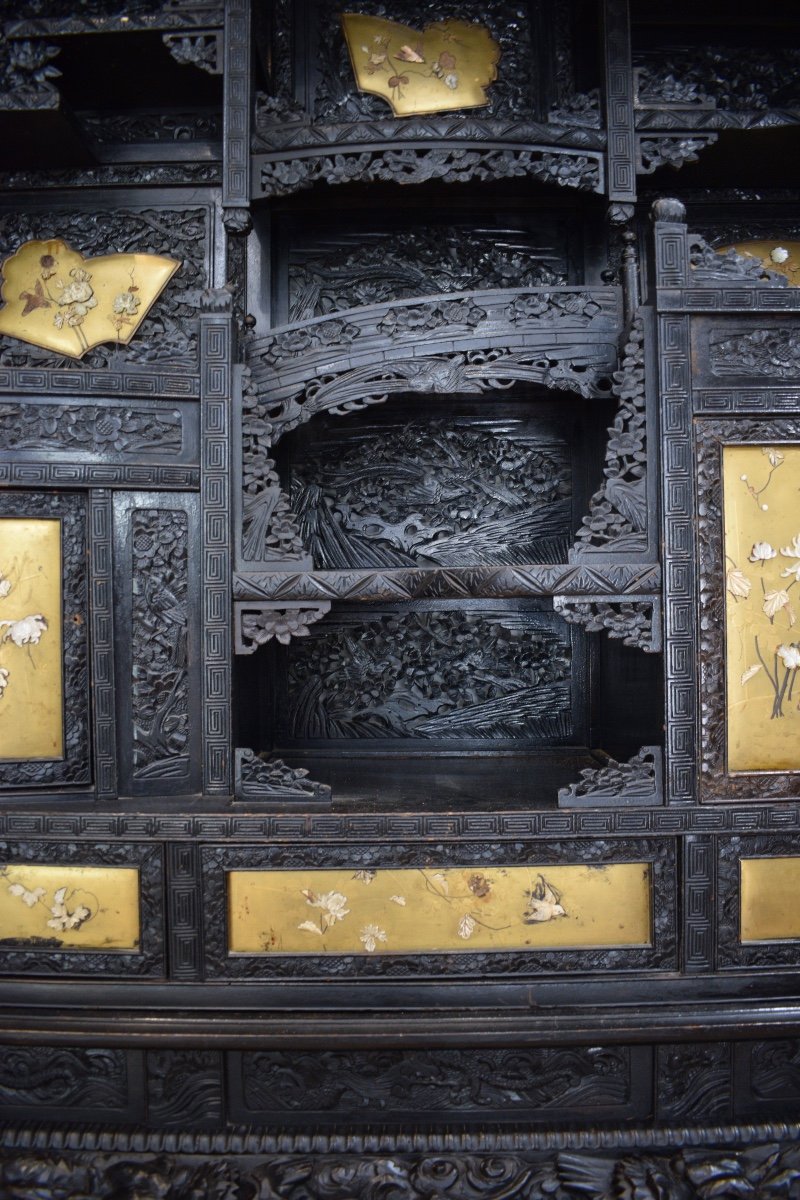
[558,746,664,808]
[162,31,223,75]
[553,595,662,653]
[234,602,331,654]
[234,748,331,806]
[636,134,718,175]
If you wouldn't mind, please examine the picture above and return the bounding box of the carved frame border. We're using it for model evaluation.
[718,834,800,970]
[697,417,800,802]
[200,837,676,980]
[0,490,89,789]
[0,840,164,977]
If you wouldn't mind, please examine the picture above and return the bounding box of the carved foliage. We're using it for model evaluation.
[235,748,331,802]
[236,1046,634,1117]
[0,39,60,110]
[290,417,574,571]
[0,1046,128,1111]
[281,609,573,743]
[259,148,602,198]
[162,31,222,74]
[573,315,647,553]
[557,747,661,805]
[288,226,566,322]
[553,597,660,652]
[637,135,717,175]
[635,46,800,112]
[131,509,189,781]
[78,109,222,145]
[235,603,330,653]
[0,207,208,371]
[709,328,800,378]
[241,384,307,563]
[0,402,182,454]
[689,237,787,286]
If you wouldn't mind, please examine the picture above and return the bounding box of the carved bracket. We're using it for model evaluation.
[0,39,61,111]
[234,602,331,654]
[558,746,663,808]
[572,313,649,556]
[554,594,662,653]
[636,134,718,175]
[234,748,331,806]
[162,31,223,75]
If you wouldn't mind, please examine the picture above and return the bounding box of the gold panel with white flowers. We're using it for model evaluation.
[227,863,652,956]
[724,444,800,773]
[0,238,180,359]
[341,15,500,117]
[0,519,62,761]
[0,864,140,950]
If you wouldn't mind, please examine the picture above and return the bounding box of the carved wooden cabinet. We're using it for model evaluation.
[2,0,800,1195]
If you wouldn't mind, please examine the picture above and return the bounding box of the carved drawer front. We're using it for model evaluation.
[0,1046,145,1125]
[719,838,800,970]
[692,316,800,389]
[201,839,676,979]
[0,841,164,977]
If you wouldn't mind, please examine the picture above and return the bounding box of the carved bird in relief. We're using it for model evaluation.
[523,875,567,923]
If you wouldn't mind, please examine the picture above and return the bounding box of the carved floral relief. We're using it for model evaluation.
[0,238,180,359]
[227,862,652,955]
[724,444,800,772]
[341,15,500,117]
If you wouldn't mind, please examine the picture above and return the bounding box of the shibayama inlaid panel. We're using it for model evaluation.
[0,864,139,951]
[724,444,800,773]
[227,863,652,956]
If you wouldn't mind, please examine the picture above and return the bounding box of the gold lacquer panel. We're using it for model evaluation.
[0,518,62,760]
[341,15,500,117]
[741,857,800,942]
[723,444,800,773]
[227,863,652,955]
[0,864,140,950]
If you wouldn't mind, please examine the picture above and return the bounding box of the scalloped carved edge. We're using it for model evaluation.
[234,748,332,805]
[557,746,663,808]
[234,602,331,653]
[553,595,662,652]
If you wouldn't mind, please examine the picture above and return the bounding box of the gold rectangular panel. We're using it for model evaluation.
[227,863,652,955]
[0,518,63,760]
[0,864,140,950]
[741,856,800,942]
[723,444,800,773]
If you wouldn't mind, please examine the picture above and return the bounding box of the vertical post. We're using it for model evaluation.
[200,292,233,796]
[602,0,636,204]
[683,835,716,972]
[89,488,117,799]
[223,0,252,210]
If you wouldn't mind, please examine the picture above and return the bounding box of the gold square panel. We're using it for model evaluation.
[741,856,800,942]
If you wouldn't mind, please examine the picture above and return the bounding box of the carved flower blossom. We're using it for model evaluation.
[762,446,785,467]
[726,567,752,599]
[749,541,777,563]
[359,923,387,953]
[46,886,91,933]
[301,889,350,927]
[112,291,140,316]
[771,247,790,264]
[780,533,800,581]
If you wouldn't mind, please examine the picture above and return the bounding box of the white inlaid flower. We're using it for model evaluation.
[389,895,406,906]
[727,568,752,599]
[778,644,800,670]
[8,883,45,908]
[359,923,387,952]
[0,667,9,698]
[301,889,350,926]
[0,614,47,646]
[762,446,785,467]
[0,576,12,599]
[458,914,476,939]
[297,920,323,936]
[750,542,777,563]
[741,664,762,685]
[352,870,376,885]
[770,246,790,263]
[46,886,91,933]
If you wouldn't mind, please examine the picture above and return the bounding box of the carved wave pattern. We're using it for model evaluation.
[131,509,189,780]
[288,226,567,322]
[289,417,573,569]
[239,1047,632,1117]
[282,609,572,743]
[0,1046,128,1110]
